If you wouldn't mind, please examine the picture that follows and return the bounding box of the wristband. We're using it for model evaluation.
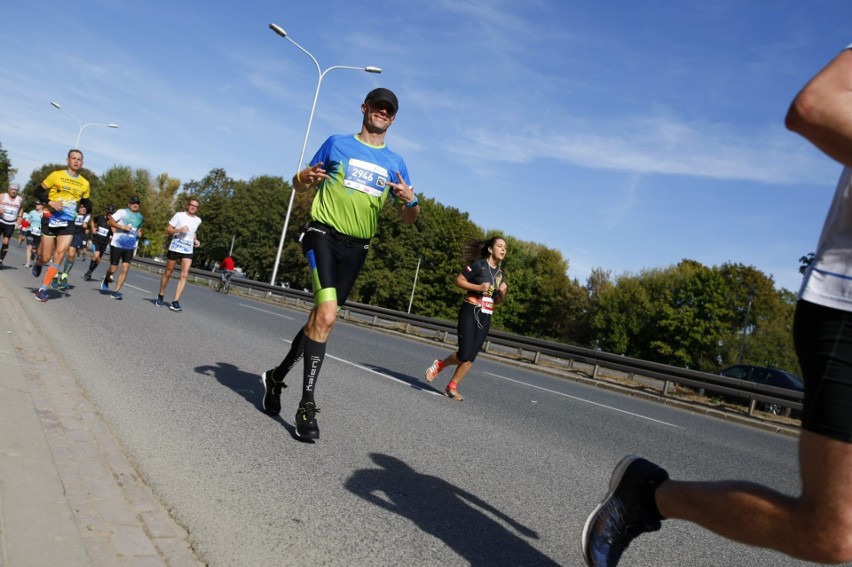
[405,197,419,208]
[296,171,303,185]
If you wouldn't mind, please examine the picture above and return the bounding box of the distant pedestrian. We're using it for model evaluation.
[101,196,144,301]
[0,182,24,267]
[424,236,508,401]
[33,150,91,303]
[582,44,852,567]
[84,205,114,281]
[17,213,29,247]
[219,254,235,284]
[156,198,201,312]
[22,203,44,268]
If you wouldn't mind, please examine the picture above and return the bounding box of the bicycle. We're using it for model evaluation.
[217,271,234,294]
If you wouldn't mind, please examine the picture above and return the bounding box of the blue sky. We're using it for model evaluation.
[2,1,849,292]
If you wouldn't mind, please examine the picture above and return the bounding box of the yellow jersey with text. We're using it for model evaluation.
[41,169,90,223]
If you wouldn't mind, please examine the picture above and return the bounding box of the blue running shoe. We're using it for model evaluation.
[169,301,182,312]
[582,456,669,567]
[112,292,123,300]
[100,281,109,293]
[50,277,60,289]
[34,288,49,303]
[32,264,42,278]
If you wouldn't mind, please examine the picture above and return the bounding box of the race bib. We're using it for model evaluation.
[96,226,109,237]
[170,235,193,254]
[52,201,78,223]
[481,295,494,315]
[48,217,69,228]
[114,232,138,249]
[343,158,388,198]
[30,225,41,236]
[74,214,85,226]
[2,207,17,222]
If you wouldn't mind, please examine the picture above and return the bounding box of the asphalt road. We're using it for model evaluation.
[1,244,828,567]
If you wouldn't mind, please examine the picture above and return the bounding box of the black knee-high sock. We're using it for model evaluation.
[0,244,8,260]
[272,328,306,382]
[88,258,99,273]
[300,337,326,406]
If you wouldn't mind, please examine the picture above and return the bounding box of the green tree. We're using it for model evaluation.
[0,142,16,191]
[592,274,652,355]
[718,263,798,373]
[645,260,733,369]
[354,196,481,317]
[184,170,289,280]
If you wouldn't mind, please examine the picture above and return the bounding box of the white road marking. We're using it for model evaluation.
[240,304,294,319]
[486,372,683,428]
[324,353,444,396]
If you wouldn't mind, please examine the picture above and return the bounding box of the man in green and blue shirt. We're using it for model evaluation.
[261,88,420,440]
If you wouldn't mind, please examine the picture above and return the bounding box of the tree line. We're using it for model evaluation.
[3,141,801,376]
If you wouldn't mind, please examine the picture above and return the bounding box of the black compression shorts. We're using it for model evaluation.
[301,221,370,307]
[0,222,15,239]
[166,250,194,262]
[795,299,852,442]
[109,246,135,265]
[456,301,491,362]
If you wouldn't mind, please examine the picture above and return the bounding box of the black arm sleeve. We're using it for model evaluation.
[35,184,49,204]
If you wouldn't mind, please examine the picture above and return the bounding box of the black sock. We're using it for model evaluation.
[300,336,325,406]
[272,328,306,382]
[88,259,98,273]
[0,244,7,260]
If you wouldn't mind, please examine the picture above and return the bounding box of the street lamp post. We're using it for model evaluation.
[737,288,756,365]
[267,23,381,286]
[50,101,119,149]
[407,255,422,314]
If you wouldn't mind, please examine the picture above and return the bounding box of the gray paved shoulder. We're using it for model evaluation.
[0,275,203,567]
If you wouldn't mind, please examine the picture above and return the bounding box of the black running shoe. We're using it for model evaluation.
[260,370,286,416]
[582,456,669,567]
[294,402,320,440]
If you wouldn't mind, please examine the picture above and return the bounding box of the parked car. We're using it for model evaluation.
[718,364,804,415]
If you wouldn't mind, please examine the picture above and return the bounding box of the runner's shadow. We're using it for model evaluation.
[28,287,70,301]
[194,361,299,438]
[345,453,560,566]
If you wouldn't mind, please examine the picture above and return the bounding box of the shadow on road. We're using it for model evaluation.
[361,363,442,395]
[194,361,301,439]
[345,453,560,566]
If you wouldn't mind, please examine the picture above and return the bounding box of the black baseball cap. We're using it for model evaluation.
[364,88,398,114]
[129,196,141,204]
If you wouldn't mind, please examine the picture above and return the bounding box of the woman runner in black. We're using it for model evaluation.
[425,236,509,401]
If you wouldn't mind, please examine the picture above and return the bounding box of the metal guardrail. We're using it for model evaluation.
[135,257,803,418]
